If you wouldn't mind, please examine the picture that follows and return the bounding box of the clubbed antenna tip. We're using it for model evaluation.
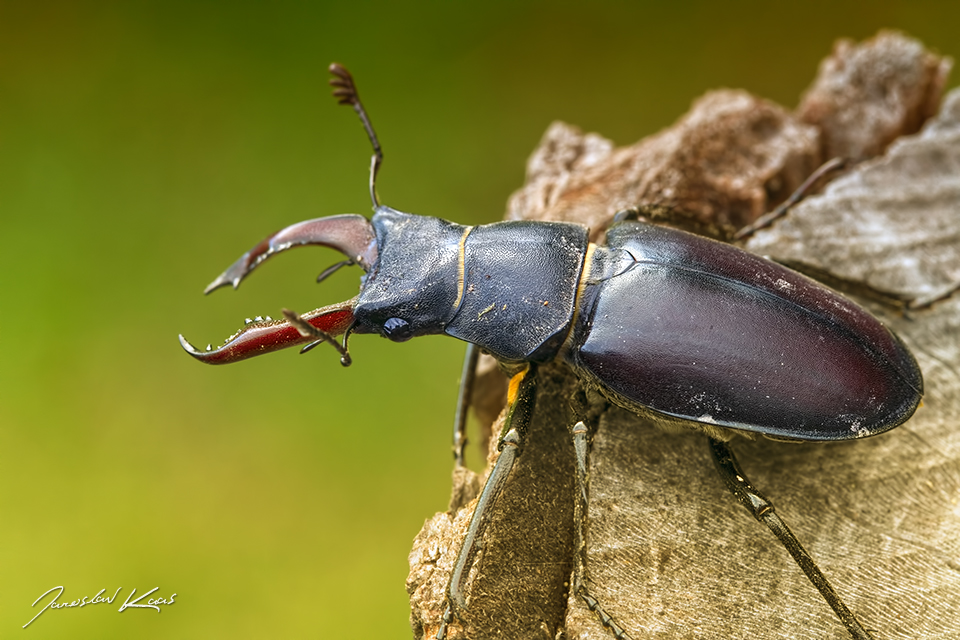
[329,63,360,106]
[328,63,383,209]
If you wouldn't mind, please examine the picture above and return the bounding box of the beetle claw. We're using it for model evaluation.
[180,299,357,365]
[178,334,205,356]
[202,214,378,295]
[203,267,244,294]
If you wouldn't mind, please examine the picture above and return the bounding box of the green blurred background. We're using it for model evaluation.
[1,1,956,638]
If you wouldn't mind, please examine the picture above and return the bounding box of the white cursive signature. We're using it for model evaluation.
[23,586,176,628]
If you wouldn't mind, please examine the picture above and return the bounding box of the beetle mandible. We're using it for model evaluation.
[180,64,923,640]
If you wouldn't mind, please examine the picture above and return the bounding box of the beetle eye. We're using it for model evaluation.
[382,317,413,342]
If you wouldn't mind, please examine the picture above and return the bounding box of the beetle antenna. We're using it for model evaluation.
[329,63,383,210]
[283,308,353,367]
[316,259,355,284]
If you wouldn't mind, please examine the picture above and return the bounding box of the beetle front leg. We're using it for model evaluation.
[451,343,480,468]
[570,420,633,640]
[436,363,538,639]
[708,438,875,640]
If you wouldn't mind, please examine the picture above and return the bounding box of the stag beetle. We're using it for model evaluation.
[180,64,923,640]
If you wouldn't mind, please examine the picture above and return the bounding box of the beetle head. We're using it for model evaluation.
[180,64,466,366]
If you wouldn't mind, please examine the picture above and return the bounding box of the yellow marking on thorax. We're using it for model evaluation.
[452,226,474,310]
[559,242,598,356]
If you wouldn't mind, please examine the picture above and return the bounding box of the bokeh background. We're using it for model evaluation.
[1,2,956,638]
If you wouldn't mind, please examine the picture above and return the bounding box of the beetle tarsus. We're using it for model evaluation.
[435,605,453,639]
[709,438,875,640]
[571,421,634,639]
[444,367,537,635]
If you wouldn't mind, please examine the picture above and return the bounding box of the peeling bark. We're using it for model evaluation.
[797,30,952,161]
[506,91,821,241]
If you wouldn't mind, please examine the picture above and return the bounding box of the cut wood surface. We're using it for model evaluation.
[407,32,960,640]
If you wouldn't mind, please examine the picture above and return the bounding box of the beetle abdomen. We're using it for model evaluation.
[572,222,922,441]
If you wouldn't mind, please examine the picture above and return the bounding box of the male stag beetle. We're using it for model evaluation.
[180,64,923,640]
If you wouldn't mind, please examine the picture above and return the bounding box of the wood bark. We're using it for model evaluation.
[407,32,960,640]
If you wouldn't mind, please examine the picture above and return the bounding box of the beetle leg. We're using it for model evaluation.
[436,364,538,639]
[733,157,847,240]
[451,343,480,467]
[570,420,633,640]
[708,438,875,640]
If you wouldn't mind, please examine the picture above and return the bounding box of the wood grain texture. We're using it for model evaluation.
[407,33,960,640]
